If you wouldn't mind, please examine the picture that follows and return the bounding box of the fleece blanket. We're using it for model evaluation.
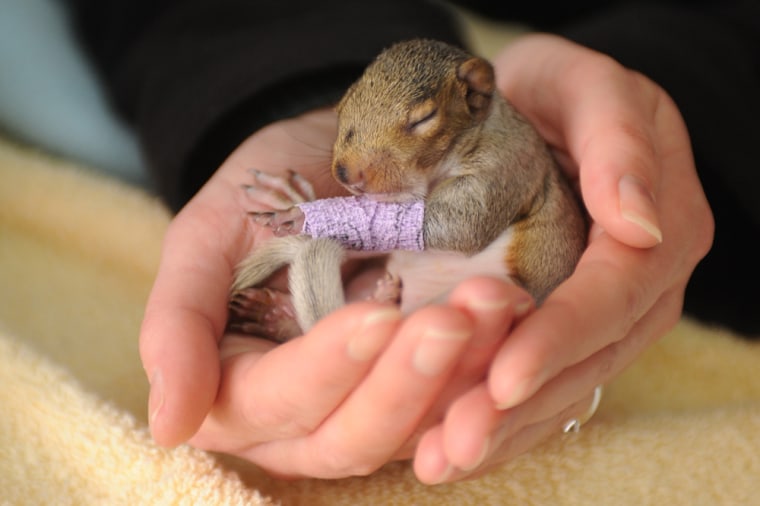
[2,128,760,505]
[1,12,760,499]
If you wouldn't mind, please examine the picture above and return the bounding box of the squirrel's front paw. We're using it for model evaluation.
[243,169,313,235]
[248,207,305,236]
[243,168,316,208]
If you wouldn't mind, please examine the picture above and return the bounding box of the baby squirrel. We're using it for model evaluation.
[228,39,587,342]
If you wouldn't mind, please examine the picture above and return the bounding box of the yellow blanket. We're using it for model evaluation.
[1,123,759,504]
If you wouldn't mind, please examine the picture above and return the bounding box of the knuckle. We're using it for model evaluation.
[587,259,648,334]
[620,275,648,330]
[239,403,284,435]
[691,208,715,265]
[648,288,684,338]
[241,392,316,438]
[625,69,664,105]
[595,343,618,383]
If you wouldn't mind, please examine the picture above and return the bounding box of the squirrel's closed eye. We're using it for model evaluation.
[407,105,438,133]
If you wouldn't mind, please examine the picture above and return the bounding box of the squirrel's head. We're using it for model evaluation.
[332,39,496,201]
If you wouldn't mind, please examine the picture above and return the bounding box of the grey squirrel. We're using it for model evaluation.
[228,39,587,342]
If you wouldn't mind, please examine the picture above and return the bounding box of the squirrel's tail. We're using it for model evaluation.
[289,237,346,331]
[231,235,311,294]
[231,235,346,332]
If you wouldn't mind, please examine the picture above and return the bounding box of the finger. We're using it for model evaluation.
[398,278,535,459]
[423,277,533,413]
[413,425,449,484]
[422,375,595,474]
[422,371,580,474]
[438,345,607,471]
[563,63,664,248]
[487,231,670,410]
[437,384,496,471]
[242,305,475,478]
[487,44,711,412]
[447,277,534,371]
[144,108,342,448]
[419,273,685,480]
[415,389,600,484]
[491,247,690,412]
[494,34,665,248]
[191,302,402,453]
[139,205,240,447]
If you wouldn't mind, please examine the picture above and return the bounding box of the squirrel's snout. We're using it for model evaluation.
[334,162,366,191]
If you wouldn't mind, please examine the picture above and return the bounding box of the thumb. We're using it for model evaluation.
[493,34,664,248]
[579,131,663,248]
[139,205,237,446]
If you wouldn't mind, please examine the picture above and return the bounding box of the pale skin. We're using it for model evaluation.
[139,34,713,483]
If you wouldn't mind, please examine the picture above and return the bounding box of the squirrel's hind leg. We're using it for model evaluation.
[371,271,403,305]
[228,287,302,343]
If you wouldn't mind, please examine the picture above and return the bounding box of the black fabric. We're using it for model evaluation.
[61,0,760,334]
[683,163,760,334]
[559,2,760,228]
[553,2,760,334]
[63,0,462,208]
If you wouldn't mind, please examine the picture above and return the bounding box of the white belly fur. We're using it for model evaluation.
[387,229,515,313]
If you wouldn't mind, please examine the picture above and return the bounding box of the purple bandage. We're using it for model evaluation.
[297,196,424,251]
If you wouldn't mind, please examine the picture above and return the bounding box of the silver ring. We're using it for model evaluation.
[562,385,603,434]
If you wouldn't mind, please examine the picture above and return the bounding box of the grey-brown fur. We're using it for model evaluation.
[229,39,587,340]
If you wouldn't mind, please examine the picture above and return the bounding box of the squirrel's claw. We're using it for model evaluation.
[247,211,276,227]
[248,206,305,236]
[245,168,316,206]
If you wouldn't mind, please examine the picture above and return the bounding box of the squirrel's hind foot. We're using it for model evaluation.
[228,287,301,342]
[371,271,403,305]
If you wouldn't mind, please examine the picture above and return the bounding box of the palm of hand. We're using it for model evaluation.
[140,34,713,484]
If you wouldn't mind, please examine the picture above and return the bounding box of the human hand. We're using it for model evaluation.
[138,107,533,478]
[192,276,532,479]
[139,108,346,447]
[412,34,714,483]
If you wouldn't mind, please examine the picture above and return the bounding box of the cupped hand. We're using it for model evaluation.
[192,277,531,479]
[413,34,714,483]
[138,107,533,478]
[139,108,345,447]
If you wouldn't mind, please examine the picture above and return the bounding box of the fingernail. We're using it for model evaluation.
[465,296,511,312]
[513,299,533,318]
[148,369,164,426]
[348,307,402,361]
[460,436,491,472]
[466,294,533,318]
[619,174,663,243]
[413,327,471,376]
[430,464,455,485]
[496,376,541,411]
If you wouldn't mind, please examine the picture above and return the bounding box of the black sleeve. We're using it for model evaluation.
[553,2,760,334]
[64,0,759,333]
[61,0,463,211]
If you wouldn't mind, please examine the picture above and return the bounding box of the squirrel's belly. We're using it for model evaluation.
[388,230,515,314]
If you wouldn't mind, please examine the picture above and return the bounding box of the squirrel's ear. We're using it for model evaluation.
[457,57,495,121]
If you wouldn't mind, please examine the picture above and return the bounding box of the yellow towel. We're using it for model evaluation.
[1,132,759,504]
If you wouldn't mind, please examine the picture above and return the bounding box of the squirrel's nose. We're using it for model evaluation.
[334,163,364,188]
